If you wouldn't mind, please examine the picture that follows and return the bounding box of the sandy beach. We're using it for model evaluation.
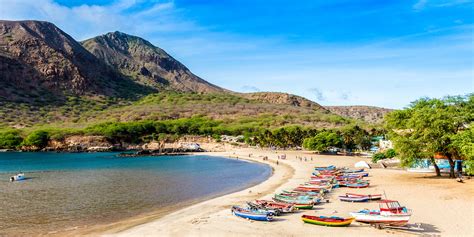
[95,148,474,237]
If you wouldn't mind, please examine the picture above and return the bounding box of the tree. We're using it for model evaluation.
[452,124,474,175]
[303,131,342,152]
[21,130,49,149]
[0,130,23,149]
[385,95,473,177]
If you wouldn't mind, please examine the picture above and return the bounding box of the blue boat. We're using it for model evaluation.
[231,206,273,221]
[314,165,336,171]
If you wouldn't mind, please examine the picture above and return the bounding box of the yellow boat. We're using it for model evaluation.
[301,215,354,227]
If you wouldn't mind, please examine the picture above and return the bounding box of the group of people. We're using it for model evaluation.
[295,155,313,162]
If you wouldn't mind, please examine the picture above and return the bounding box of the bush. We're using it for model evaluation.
[21,130,49,148]
[385,148,397,158]
[0,130,23,149]
[372,152,386,163]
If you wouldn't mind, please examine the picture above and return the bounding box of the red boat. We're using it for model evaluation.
[254,200,295,213]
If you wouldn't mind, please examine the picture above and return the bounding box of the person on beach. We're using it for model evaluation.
[276,160,279,165]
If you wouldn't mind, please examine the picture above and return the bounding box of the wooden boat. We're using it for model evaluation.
[302,215,354,227]
[342,168,364,173]
[346,193,382,201]
[293,186,325,192]
[314,165,336,171]
[282,190,321,196]
[246,202,280,216]
[274,194,319,202]
[350,200,412,226]
[10,173,25,182]
[272,197,314,209]
[293,203,314,209]
[346,182,369,188]
[231,206,273,221]
[338,195,369,202]
[254,200,295,213]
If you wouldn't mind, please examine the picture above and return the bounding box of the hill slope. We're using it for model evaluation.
[325,106,392,124]
[0,20,152,102]
[81,31,224,93]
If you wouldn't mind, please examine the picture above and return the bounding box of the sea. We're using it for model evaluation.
[0,152,271,235]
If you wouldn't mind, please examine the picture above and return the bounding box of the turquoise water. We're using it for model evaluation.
[0,152,271,235]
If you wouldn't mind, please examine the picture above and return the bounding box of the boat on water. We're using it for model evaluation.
[302,215,354,227]
[231,206,273,221]
[350,200,412,226]
[10,173,25,182]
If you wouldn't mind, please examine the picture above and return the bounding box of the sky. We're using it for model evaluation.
[1,0,473,108]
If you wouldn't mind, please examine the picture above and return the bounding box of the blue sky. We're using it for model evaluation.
[1,0,473,108]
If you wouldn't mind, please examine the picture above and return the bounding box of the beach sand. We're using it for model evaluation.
[100,148,473,237]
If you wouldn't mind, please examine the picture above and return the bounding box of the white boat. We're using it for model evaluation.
[350,200,412,226]
[10,173,25,182]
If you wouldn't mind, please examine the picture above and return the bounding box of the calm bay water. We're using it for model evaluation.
[0,152,271,235]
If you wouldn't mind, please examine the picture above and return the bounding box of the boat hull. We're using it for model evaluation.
[339,196,369,202]
[350,212,410,226]
[302,215,354,227]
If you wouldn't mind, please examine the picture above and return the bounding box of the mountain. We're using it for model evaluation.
[242,92,327,111]
[325,106,392,124]
[81,31,224,93]
[0,20,384,130]
[0,20,152,102]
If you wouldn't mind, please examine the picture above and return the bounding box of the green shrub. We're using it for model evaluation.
[21,130,49,148]
[385,148,397,158]
[372,152,386,163]
[0,130,23,149]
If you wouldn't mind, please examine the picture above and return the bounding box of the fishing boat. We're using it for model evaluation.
[346,182,369,188]
[272,197,314,209]
[274,194,319,202]
[231,206,273,221]
[342,168,364,173]
[254,200,295,213]
[282,190,321,196]
[339,194,369,202]
[346,193,382,201]
[246,202,280,216]
[350,200,412,226]
[10,173,25,182]
[314,165,336,171]
[301,215,354,227]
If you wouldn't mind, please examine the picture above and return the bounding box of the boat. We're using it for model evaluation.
[302,215,354,227]
[254,200,295,213]
[272,197,314,209]
[282,190,321,196]
[339,195,369,202]
[10,173,25,182]
[314,165,336,171]
[350,200,412,226]
[342,168,364,173]
[346,193,382,201]
[246,202,281,216]
[274,194,319,202]
[231,206,273,221]
[346,182,369,188]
